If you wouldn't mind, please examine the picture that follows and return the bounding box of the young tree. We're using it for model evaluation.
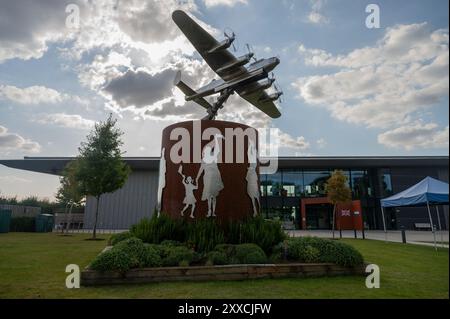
[56,160,84,235]
[76,114,131,239]
[325,170,352,239]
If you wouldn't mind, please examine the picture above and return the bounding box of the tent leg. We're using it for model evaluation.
[381,206,387,242]
[435,206,443,245]
[426,201,437,251]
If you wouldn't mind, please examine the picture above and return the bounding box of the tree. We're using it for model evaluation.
[56,160,84,235]
[75,114,131,239]
[325,170,352,239]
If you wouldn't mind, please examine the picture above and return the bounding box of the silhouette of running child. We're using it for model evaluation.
[178,165,198,218]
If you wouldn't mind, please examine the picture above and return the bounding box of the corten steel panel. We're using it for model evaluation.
[160,120,259,221]
[83,171,158,229]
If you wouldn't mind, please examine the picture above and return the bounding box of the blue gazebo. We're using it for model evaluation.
[380,176,449,247]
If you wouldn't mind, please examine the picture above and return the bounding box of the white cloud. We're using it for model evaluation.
[0,85,64,105]
[306,0,329,25]
[278,131,310,150]
[34,113,96,130]
[316,138,327,149]
[293,23,449,149]
[203,0,248,8]
[0,125,41,154]
[378,123,449,150]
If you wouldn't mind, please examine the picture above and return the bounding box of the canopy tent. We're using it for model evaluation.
[381,176,449,208]
[379,176,449,248]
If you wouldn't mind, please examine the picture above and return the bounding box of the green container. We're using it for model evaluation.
[0,209,12,233]
[35,214,54,233]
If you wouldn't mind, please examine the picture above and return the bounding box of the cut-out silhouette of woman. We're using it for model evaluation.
[196,134,224,217]
[246,140,260,217]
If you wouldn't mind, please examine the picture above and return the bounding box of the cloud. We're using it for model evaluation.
[103,68,176,108]
[306,0,329,25]
[278,131,310,150]
[0,175,32,183]
[0,125,41,153]
[145,99,205,119]
[293,23,449,149]
[0,85,64,104]
[35,113,96,130]
[0,0,80,63]
[203,0,248,8]
[378,123,449,151]
[316,138,327,149]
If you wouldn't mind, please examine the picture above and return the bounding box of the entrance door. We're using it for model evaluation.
[305,204,333,229]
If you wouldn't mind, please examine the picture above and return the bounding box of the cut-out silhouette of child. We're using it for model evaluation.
[178,165,198,219]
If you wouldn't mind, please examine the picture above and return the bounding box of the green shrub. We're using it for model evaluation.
[161,246,195,267]
[233,243,267,264]
[186,219,225,253]
[284,237,364,267]
[130,214,185,244]
[89,248,134,273]
[142,244,162,267]
[10,217,35,232]
[114,237,148,268]
[207,251,228,265]
[109,231,132,246]
[224,217,286,255]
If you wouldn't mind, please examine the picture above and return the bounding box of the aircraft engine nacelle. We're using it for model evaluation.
[216,53,254,74]
[259,91,283,103]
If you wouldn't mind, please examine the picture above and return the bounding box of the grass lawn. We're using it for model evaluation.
[0,232,448,299]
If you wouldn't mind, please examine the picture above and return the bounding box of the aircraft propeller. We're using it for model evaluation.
[273,80,284,103]
[224,28,237,52]
[245,43,258,62]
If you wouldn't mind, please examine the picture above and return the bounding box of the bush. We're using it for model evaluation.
[142,244,162,267]
[233,243,267,264]
[161,246,195,267]
[284,237,364,267]
[130,214,185,244]
[224,217,286,255]
[128,215,286,255]
[206,251,228,265]
[114,237,148,268]
[186,220,225,253]
[90,248,134,273]
[109,231,132,246]
[10,217,35,232]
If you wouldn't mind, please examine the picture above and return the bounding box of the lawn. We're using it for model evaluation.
[0,232,448,299]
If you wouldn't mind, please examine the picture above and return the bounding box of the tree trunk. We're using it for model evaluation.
[332,204,336,239]
[92,195,100,239]
[66,202,74,235]
[63,203,69,234]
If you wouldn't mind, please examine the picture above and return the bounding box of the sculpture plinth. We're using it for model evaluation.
[157,120,260,222]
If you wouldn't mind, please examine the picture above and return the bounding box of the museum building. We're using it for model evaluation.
[1,156,448,231]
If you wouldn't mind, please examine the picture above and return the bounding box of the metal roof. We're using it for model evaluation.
[0,156,448,176]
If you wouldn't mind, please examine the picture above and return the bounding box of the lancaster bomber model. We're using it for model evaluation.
[172,10,282,120]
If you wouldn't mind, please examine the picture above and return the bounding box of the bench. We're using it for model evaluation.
[414,223,431,230]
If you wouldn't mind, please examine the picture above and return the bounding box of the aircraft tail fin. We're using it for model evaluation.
[174,71,212,110]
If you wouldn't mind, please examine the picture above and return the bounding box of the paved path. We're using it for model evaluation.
[287,230,449,248]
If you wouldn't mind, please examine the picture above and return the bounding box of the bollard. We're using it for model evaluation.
[362,227,365,239]
[401,227,406,244]
[339,229,342,239]
[354,229,357,239]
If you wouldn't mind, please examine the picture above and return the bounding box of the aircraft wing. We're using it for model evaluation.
[236,85,281,119]
[172,10,246,78]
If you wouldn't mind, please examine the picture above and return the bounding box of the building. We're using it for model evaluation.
[1,156,448,230]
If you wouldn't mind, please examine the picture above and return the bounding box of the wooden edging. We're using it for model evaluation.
[81,263,366,286]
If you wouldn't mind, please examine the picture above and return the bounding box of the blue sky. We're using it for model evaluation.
[0,0,448,199]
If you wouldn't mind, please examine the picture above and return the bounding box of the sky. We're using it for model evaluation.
[0,0,448,200]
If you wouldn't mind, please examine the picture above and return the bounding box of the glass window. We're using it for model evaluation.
[351,170,371,198]
[303,170,330,197]
[260,174,268,197]
[266,172,282,196]
[382,173,393,197]
[282,170,303,197]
